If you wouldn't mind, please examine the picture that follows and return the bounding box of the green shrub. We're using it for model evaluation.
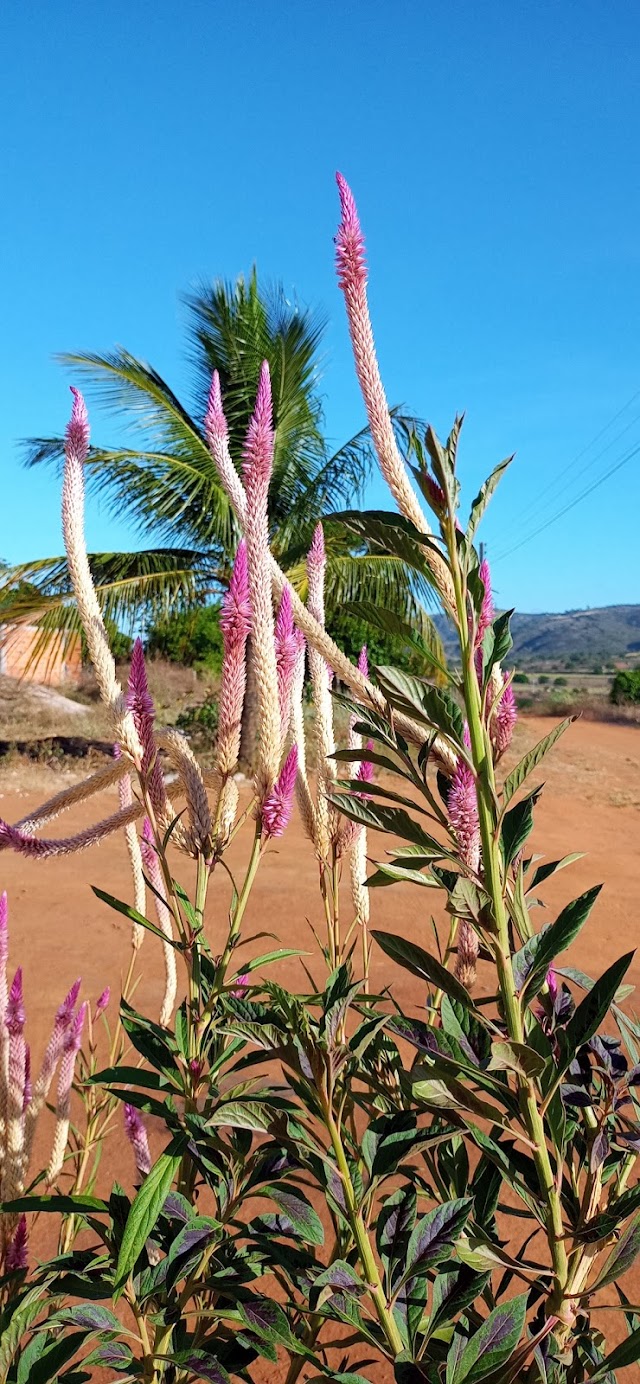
[146,605,223,673]
[610,667,640,705]
[538,673,549,685]
[512,671,529,684]
[176,694,219,735]
[554,675,568,687]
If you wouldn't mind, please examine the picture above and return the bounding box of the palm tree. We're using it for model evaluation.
[2,271,441,759]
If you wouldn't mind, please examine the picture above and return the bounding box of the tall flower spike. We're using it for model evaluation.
[24,977,81,1164]
[306,523,335,861]
[262,745,298,839]
[0,892,8,1027]
[205,371,247,523]
[3,971,26,1206]
[47,1002,87,1184]
[335,175,455,612]
[216,541,251,779]
[5,1214,28,1272]
[126,640,168,822]
[204,372,457,773]
[242,363,281,803]
[157,730,212,857]
[275,587,301,747]
[114,745,146,947]
[124,1102,152,1180]
[476,559,494,647]
[0,800,141,859]
[140,820,177,1026]
[491,675,517,758]
[62,389,137,752]
[447,755,481,876]
[289,631,317,846]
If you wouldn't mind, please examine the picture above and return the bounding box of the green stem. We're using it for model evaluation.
[449,529,569,1313]
[215,829,262,989]
[324,1105,403,1357]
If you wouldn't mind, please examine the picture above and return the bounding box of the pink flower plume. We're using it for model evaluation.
[95,987,110,1018]
[65,386,90,465]
[448,747,480,874]
[492,678,517,755]
[126,639,166,817]
[275,587,302,741]
[335,172,367,289]
[231,972,249,998]
[23,1045,31,1111]
[357,645,369,679]
[476,559,494,648]
[6,1215,28,1272]
[262,745,298,839]
[204,369,227,441]
[220,541,251,645]
[242,361,274,487]
[307,522,325,574]
[124,1102,152,1179]
[356,740,375,792]
[6,968,25,1036]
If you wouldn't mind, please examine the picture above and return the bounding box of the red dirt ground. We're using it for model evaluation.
[0,715,639,1379]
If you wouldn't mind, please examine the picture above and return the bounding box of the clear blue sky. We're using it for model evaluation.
[1,0,639,614]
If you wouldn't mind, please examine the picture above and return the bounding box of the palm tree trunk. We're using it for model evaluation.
[239,637,260,772]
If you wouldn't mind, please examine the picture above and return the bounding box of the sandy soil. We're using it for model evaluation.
[0,714,639,1378]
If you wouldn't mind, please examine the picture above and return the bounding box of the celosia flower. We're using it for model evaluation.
[242,363,281,801]
[275,587,303,745]
[0,890,8,1025]
[46,1001,87,1183]
[140,819,177,1027]
[26,976,81,1141]
[95,987,110,1018]
[127,639,167,820]
[492,677,517,756]
[335,171,367,290]
[456,920,479,990]
[0,803,140,859]
[476,559,494,648]
[124,1102,152,1179]
[22,1046,31,1113]
[6,969,25,1036]
[262,745,298,839]
[546,968,558,1004]
[355,741,375,795]
[231,973,249,998]
[216,541,251,778]
[447,752,480,875]
[5,1214,28,1272]
[204,370,247,523]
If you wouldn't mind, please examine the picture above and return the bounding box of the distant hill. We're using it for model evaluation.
[435,605,640,665]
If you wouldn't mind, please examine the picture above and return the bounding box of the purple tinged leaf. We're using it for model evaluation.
[446,1294,527,1384]
[404,1198,472,1280]
[180,1354,231,1384]
[593,1211,640,1291]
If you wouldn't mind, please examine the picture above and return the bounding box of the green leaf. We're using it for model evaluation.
[588,1324,640,1380]
[501,788,542,866]
[92,886,183,949]
[482,610,513,683]
[403,1199,472,1281]
[502,719,575,807]
[236,1296,304,1353]
[446,1294,527,1384]
[17,1331,87,1384]
[375,667,465,746]
[564,951,635,1057]
[466,457,513,542]
[372,932,478,1011]
[367,862,440,889]
[327,793,445,852]
[488,1040,546,1080]
[591,1211,640,1292]
[114,1146,182,1294]
[261,1186,324,1246]
[207,1100,277,1133]
[0,1287,51,1379]
[528,852,585,891]
[1,1194,108,1215]
[521,886,603,999]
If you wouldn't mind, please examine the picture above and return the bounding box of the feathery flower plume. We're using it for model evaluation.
[22,1047,31,1113]
[95,987,110,1018]
[476,559,494,647]
[335,174,454,612]
[231,973,249,998]
[156,730,212,856]
[140,820,177,1026]
[47,1002,87,1183]
[0,892,8,1027]
[14,758,127,838]
[448,733,481,988]
[216,541,251,778]
[204,371,247,523]
[127,640,167,821]
[275,587,302,747]
[0,800,141,859]
[491,675,517,757]
[62,389,137,753]
[114,745,146,947]
[262,745,298,839]
[0,892,9,1150]
[306,524,335,860]
[350,829,371,984]
[289,632,317,846]
[124,1102,152,1180]
[3,969,26,1203]
[546,968,558,1004]
[242,363,281,802]
[447,756,480,875]
[204,374,458,772]
[5,1214,27,1272]
[25,978,81,1161]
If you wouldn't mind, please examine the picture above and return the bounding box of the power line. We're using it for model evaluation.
[509,384,640,532]
[493,438,640,563]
